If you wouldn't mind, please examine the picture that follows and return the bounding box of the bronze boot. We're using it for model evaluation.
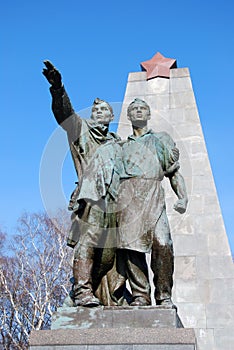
[73,258,100,307]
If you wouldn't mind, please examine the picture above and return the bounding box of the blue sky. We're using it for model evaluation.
[1,0,234,253]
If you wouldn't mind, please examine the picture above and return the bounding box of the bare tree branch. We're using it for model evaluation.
[0,210,72,349]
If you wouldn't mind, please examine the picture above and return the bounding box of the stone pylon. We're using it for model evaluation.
[117,54,234,350]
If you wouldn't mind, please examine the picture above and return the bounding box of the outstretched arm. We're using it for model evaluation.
[42,60,81,138]
[169,170,188,214]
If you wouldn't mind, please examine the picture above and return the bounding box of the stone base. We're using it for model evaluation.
[30,327,196,349]
[51,305,183,329]
[29,306,196,349]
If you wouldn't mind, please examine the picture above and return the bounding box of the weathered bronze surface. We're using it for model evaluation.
[43,63,187,308]
[117,98,188,307]
[43,61,124,307]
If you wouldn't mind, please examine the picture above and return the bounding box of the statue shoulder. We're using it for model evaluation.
[154,131,176,149]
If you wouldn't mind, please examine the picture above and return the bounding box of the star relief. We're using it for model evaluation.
[140,52,177,80]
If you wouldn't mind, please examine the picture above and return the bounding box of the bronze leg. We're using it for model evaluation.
[73,247,100,307]
[125,250,151,305]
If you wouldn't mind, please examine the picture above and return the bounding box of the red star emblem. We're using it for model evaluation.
[140,52,177,79]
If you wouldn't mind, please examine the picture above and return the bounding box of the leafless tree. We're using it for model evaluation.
[0,210,73,349]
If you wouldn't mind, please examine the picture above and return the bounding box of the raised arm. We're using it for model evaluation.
[42,60,81,139]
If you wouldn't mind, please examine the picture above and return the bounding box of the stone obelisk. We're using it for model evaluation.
[117,52,234,350]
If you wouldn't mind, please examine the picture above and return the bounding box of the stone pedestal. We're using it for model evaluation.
[30,306,196,349]
[51,305,183,329]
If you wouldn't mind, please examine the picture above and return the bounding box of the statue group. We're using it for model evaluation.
[43,61,188,308]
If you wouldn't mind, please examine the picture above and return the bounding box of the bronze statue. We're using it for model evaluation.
[117,98,188,307]
[43,61,124,307]
[43,61,188,308]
